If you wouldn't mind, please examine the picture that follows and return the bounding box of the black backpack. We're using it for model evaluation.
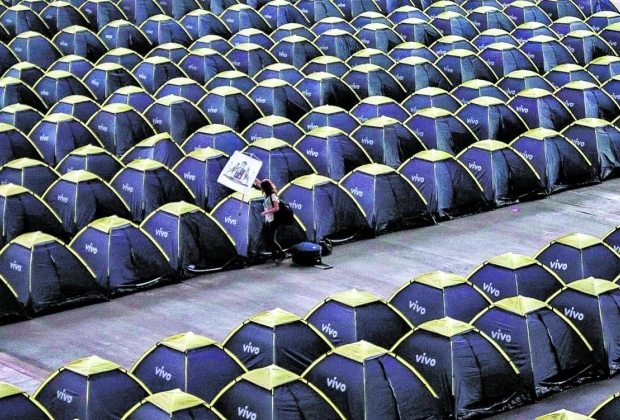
[272,197,294,225]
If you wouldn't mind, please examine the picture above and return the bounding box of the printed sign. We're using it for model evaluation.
[217,151,263,194]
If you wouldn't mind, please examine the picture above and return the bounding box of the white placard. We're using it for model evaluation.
[217,151,263,194]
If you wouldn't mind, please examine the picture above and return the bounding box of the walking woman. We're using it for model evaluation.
[255,178,286,262]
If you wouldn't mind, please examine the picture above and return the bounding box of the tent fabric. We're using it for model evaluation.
[48,95,100,123]
[519,35,578,73]
[154,77,207,103]
[131,332,246,402]
[0,158,59,197]
[0,77,47,113]
[48,55,95,80]
[225,43,277,77]
[143,95,209,144]
[498,70,555,97]
[242,115,305,145]
[451,78,510,103]
[402,86,462,114]
[388,57,453,93]
[0,103,44,135]
[455,96,528,143]
[181,124,248,156]
[389,270,491,324]
[298,105,360,133]
[222,307,333,374]
[0,382,53,419]
[55,144,124,182]
[2,62,44,88]
[305,289,413,348]
[197,86,263,132]
[350,96,410,123]
[346,48,395,71]
[555,81,620,121]
[472,296,601,399]
[204,69,257,92]
[121,133,185,168]
[434,48,498,86]
[392,317,531,418]
[339,163,434,234]
[0,122,42,166]
[70,215,173,296]
[295,71,360,109]
[248,79,313,122]
[0,231,106,315]
[97,20,153,55]
[456,140,544,207]
[83,63,141,102]
[302,341,445,419]
[404,108,477,155]
[212,365,346,420]
[33,355,150,420]
[104,86,155,114]
[255,62,305,85]
[545,63,600,89]
[591,392,620,419]
[342,63,407,102]
[141,201,239,276]
[122,389,225,419]
[507,89,576,132]
[52,25,109,63]
[132,57,188,95]
[8,31,63,70]
[140,14,193,47]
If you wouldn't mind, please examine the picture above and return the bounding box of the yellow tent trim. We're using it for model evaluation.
[89,215,133,233]
[64,355,121,376]
[568,118,610,129]
[64,144,109,156]
[516,88,554,99]
[248,137,289,150]
[413,107,451,118]
[413,149,454,162]
[470,96,504,107]
[444,48,475,58]
[358,95,396,106]
[126,158,165,171]
[306,55,344,65]
[535,409,593,419]
[486,252,538,269]
[12,231,57,249]
[332,340,386,362]
[156,95,189,107]
[563,80,598,90]
[257,78,289,89]
[566,277,620,296]
[467,139,509,152]
[306,71,337,81]
[131,133,174,148]
[185,147,228,161]
[59,169,99,183]
[590,392,620,417]
[230,188,263,202]
[291,173,334,189]
[554,233,601,249]
[93,62,123,72]
[354,163,395,176]
[590,55,620,65]
[156,201,201,216]
[104,47,135,57]
[0,183,30,197]
[209,85,243,96]
[193,124,234,135]
[145,389,207,413]
[494,296,548,315]
[329,289,381,307]
[418,317,473,337]
[160,332,217,352]
[305,126,347,138]
[399,56,431,66]
[0,382,22,398]
[243,365,299,389]
[411,271,468,288]
[250,307,300,327]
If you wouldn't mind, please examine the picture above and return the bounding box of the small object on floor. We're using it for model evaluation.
[292,242,326,267]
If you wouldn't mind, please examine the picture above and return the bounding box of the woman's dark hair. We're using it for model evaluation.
[260,179,276,195]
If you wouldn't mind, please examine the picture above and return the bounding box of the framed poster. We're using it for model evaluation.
[217,150,263,194]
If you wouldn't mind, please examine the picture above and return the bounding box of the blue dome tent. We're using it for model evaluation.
[548,278,620,378]
[387,5,430,23]
[122,389,225,419]
[539,0,586,20]
[350,96,409,123]
[213,365,345,420]
[545,65,599,90]
[260,1,311,29]
[478,42,538,78]
[473,27,519,48]
[255,62,305,85]
[342,63,407,102]
[34,356,150,420]
[43,170,132,237]
[398,149,486,219]
[143,95,209,145]
[389,57,452,94]
[0,103,42,135]
[180,10,231,40]
[154,77,207,102]
[434,48,497,85]
[30,113,102,166]
[172,147,232,211]
[49,55,95,81]
[404,108,476,155]
[0,122,42,166]
[220,4,271,34]
[393,17,443,46]
[451,79,509,103]
[402,86,462,114]
[430,34,479,57]
[562,118,620,180]
[48,95,100,123]
[182,124,248,156]
[87,103,156,157]
[510,128,598,194]
[40,1,89,32]
[389,271,491,324]
[198,86,263,132]
[179,47,234,85]
[97,47,144,71]
[83,63,141,102]
[555,81,620,121]
[586,10,620,31]
[431,10,480,38]
[0,383,52,418]
[315,28,365,60]
[248,79,312,122]
[536,233,620,283]
[305,288,413,348]
[352,116,425,167]
[189,34,232,54]
[389,40,439,62]
[103,85,154,113]
[0,158,59,197]
[0,77,46,113]
[467,6,516,32]
[242,115,304,145]
[34,71,94,109]
[204,69,256,92]
[222,307,333,374]
[504,1,552,25]
[346,48,395,70]
[513,22,559,41]
[226,43,277,77]
[295,71,360,109]
[297,0,346,24]
[8,31,63,70]
[278,174,367,243]
[155,0,201,19]
[467,252,565,302]
[586,56,620,84]
[230,28,274,50]
[298,104,360,133]
[148,43,189,62]
[519,35,578,73]
[302,341,445,420]
[561,30,614,65]
[471,296,601,399]
[70,215,173,296]
[271,22,315,42]
[0,232,106,315]
[121,133,185,168]
[270,34,323,68]
[140,14,192,47]
[336,1,381,21]
[507,88,576,131]
[0,5,50,37]
[111,159,195,222]
[52,25,109,63]
[56,144,123,181]
[457,140,544,207]
[0,184,67,248]
[498,69,555,97]
[552,17,593,37]
[456,96,528,142]
[132,56,187,94]
[97,20,152,55]
[354,22,404,52]
[79,0,127,32]
[141,201,239,276]
[116,0,164,25]
[598,22,620,55]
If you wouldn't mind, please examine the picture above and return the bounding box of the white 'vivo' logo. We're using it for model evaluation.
[183,171,195,181]
[321,323,337,338]
[243,342,260,354]
[483,282,500,297]
[255,97,266,104]
[155,366,172,381]
[515,105,529,114]
[443,66,453,73]
[122,183,134,193]
[549,259,567,270]
[9,261,22,272]
[491,329,511,342]
[91,79,100,87]
[564,100,574,108]
[571,139,585,147]
[97,124,108,132]
[564,306,584,321]
[306,123,318,130]
[39,135,49,142]
[409,300,426,315]
[360,137,373,145]
[614,245,620,253]
[155,228,168,238]
[40,90,49,97]
[302,90,312,97]
[468,162,482,171]
[306,148,318,157]
[278,51,288,58]
[250,135,262,141]
[56,389,73,403]
[238,406,257,420]
[289,201,302,210]
[224,216,237,225]
[350,83,360,90]
[521,151,533,160]
[57,194,69,203]
[506,88,516,95]
[415,352,436,366]
[411,174,425,183]
[327,376,347,392]
[350,187,363,197]
[414,129,424,137]
[206,107,218,114]
[138,73,147,80]
[466,117,479,125]
[85,243,98,254]
[152,118,163,125]
[188,65,197,71]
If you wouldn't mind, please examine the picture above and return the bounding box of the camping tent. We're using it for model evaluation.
[519,35,577,73]
[34,355,150,420]
[538,410,594,420]
[388,271,492,324]
[131,332,246,402]
[451,79,509,103]
[222,307,333,374]
[121,133,185,168]
[403,87,462,114]
[294,71,360,109]
[535,233,620,283]
[197,86,263,132]
[350,96,409,123]
[122,389,225,419]
[404,108,477,155]
[182,124,248,156]
[392,317,530,418]
[555,81,620,121]
[248,79,312,122]
[591,391,620,419]
[507,88,576,132]
[297,104,360,133]
[103,86,155,113]
[0,158,59,197]
[48,95,100,123]
[302,341,445,419]
[338,163,434,234]
[0,231,106,315]
[0,382,52,419]
[141,201,239,276]
[455,96,528,142]
[472,295,600,398]
[143,95,210,145]
[498,69,555,97]
[212,365,346,419]
[468,252,565,302]
[242,115,305,145]
[69,215,173,296]
[55,144,123,182]
[305,289,413,348]
[0,103,44,135]
[456,140,544,207]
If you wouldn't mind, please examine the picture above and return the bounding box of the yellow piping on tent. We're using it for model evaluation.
[418,317,474,337]
[249,307,300,327]
[535,408,593,419]
[243,364,299,389]
[144,388,209,413]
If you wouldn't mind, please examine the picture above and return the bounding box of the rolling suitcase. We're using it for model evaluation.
[292,242,322,266]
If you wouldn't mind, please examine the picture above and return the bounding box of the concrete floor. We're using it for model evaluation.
[3,178,620,418]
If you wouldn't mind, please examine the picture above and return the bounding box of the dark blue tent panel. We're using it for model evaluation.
[0,383,52,419]
[0,158,59,197]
